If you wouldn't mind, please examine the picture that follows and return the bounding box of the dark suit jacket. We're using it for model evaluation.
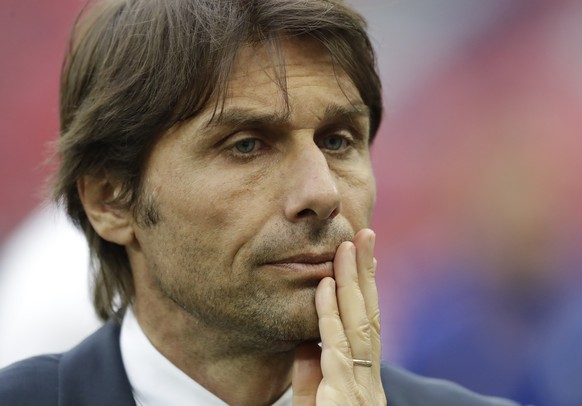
[0,320,520,405]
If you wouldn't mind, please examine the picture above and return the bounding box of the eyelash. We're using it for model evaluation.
[225,136,267,161]
[233,138,261,154]
[319,134,351,151]
[224,128,362,161]
[317,128,362,154]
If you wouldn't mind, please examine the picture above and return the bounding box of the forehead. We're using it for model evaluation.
[220,38,363,112]
[231,38,335,78]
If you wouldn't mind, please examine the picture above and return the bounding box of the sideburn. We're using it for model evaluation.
[134,191,162,228]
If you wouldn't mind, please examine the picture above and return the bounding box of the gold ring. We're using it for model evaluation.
[352,359,373,368]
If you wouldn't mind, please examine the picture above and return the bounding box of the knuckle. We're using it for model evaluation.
[346,319,371,342]
[369,309,381,333]
[366,262,376,277]
[335,335,352,354]
[322,333,351,355]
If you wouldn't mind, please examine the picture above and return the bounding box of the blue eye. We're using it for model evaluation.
[234,139,257,153]
[322,135,347,151]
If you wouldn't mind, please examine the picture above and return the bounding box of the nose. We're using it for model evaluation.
[284,143,341,222]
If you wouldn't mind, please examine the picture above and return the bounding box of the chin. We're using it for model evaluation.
[282,309,321,342]
[256,305,321,346]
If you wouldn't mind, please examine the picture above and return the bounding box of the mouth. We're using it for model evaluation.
[263,252,336,278]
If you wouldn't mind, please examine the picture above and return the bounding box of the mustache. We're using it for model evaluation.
[248,220,355,265]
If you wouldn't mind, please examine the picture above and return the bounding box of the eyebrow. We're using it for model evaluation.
[320,103,370,125]
[200,102,370,130]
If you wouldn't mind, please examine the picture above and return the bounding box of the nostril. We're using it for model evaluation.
[296,208,314,218]
[328,207,339,220]
[295,207,339,220]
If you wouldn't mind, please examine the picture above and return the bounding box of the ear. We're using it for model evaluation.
[77,175,135,245]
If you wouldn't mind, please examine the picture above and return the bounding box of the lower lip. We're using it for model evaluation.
[264,261,334,278]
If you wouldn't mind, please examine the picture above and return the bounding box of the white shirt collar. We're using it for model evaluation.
[120,308,293,406]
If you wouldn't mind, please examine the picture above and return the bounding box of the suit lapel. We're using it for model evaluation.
[58,319,136,406]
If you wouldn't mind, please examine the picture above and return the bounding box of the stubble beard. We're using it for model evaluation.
[146,211,354,353]
[161,266,323,353]
[214,221,353,350]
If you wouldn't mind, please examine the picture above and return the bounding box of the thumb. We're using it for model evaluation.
[292,342,323,405]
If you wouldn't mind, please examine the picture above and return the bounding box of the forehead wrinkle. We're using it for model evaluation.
[201,107,292,130]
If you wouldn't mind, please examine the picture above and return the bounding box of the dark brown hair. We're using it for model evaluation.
[54,0,383,321]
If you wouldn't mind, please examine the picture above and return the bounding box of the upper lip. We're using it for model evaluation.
[268,252,336,264]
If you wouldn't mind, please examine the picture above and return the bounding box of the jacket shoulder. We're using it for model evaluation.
[0,319,134,406]
[381,363,521,406]
[0,354,61,404]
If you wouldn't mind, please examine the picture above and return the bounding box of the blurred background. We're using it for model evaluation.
[1,1,581,405]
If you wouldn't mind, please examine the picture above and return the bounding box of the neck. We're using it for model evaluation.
[133,294,295,406]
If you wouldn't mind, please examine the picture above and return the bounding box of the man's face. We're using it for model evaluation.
[131,39,376,349]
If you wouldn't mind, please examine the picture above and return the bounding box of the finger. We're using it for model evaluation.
[292,342,322,406]
[333,242,372,385]
[315,277,356,393]
[353,229,382,380]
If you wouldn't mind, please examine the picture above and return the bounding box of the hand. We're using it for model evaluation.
[292,228,386,405]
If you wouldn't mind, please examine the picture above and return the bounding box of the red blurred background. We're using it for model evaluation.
[1,0,80,240]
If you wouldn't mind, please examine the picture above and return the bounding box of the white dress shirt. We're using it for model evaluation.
[120,308,293,406]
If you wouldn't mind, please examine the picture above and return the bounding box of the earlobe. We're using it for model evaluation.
[77,175,135,246]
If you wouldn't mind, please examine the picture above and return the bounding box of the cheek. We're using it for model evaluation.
[339,169,376,225]
[160,166,274,245]
[208,170,272,220]
[338,163,376,200]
